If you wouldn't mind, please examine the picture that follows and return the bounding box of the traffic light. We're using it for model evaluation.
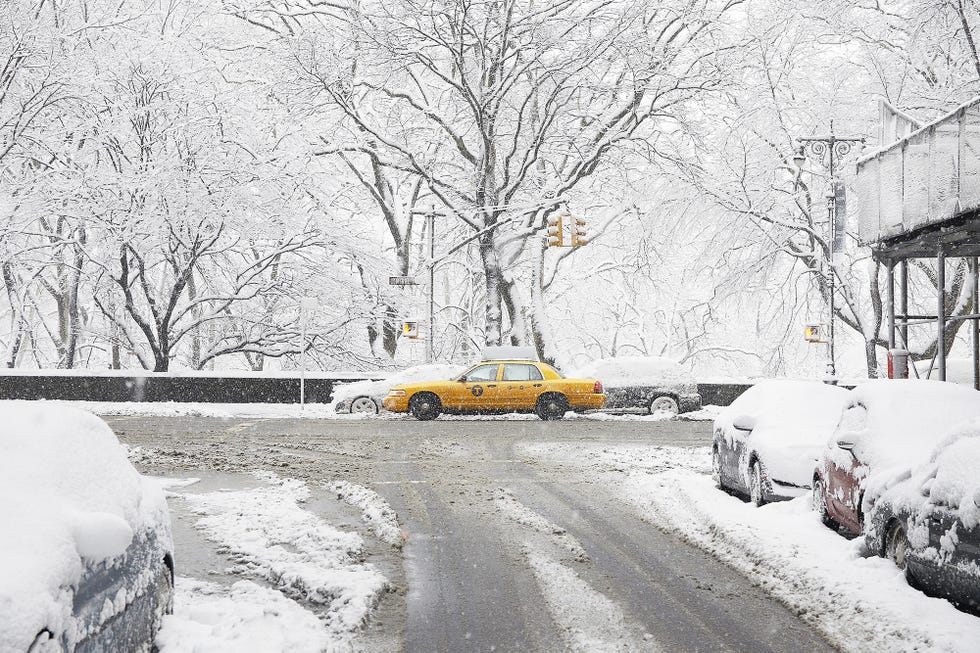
[571,218,587,247]
[402,321,419,339]
[547,215,564,247]
[804,324,823,343]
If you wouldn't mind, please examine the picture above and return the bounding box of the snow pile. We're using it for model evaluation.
[571,357,695,388]
[521,441,980,652]
[0,403,170,652]
[156,578,335,653]
[329,481,404,547]
[833,380,980,474]
[715,380,849,487]
[182,472,388,641]
[331,363,465,407]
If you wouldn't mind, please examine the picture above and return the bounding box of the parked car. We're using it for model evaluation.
[383,359,606,420]
[333,364,465,414]
[0,403,174,652]
[572,357,701,416]
[712,380,850,505]
[813,379,980,536]
[865,419,980,614]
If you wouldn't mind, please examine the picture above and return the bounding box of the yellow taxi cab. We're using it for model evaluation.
[382,359,605,420]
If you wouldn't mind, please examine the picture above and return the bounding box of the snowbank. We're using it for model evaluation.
[0,403,170,651]
[157,578,335,653]
[571,357,695,387]
[181,472,387,641]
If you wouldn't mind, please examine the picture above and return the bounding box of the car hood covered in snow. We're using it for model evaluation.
[830,380,980,478]
[716,380,850,487]
[0,403,171,651]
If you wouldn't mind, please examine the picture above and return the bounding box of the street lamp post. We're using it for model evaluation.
[794,121,864,382]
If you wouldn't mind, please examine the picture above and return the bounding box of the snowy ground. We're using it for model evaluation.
[9,398,721,421]
[519,442,980,653]
[151,474,402,652]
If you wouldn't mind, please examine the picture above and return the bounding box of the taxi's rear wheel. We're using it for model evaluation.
[535,393,567,420]
[409,392,441,420]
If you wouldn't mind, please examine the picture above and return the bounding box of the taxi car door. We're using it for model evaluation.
[499,363,544,410]
[455,363,502,410]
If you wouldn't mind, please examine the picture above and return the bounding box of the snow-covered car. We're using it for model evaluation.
[332,364,465,414]
[0,404,174,652]
[813,380,980,537]
[865,419,980,614]
[571,357,701,416]
[712,380,850,505]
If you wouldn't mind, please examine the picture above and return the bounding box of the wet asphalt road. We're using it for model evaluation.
[107,416,835,652]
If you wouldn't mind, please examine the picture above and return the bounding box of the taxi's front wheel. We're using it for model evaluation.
[409,392,441,420]
[535,393,567,420]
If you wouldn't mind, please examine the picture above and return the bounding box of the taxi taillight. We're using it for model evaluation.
[594,380,603,394]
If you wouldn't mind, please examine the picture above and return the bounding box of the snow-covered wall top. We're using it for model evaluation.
[855,95,980,246]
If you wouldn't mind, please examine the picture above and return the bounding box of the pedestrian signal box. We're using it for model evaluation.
[804,324,824,343]
[402,321,419,339]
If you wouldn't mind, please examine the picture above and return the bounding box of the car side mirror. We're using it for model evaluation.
[732,415,756,432]
[836,439,855,451]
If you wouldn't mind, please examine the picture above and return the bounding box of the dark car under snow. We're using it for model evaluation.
[865,422,980,614]
[572,357,701,416]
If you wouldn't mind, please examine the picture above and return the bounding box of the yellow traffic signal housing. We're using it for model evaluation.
[402,321,419,339]
[572,218,587,246]
[547,215,564,247]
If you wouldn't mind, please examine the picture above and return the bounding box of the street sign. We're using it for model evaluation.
[389,276,418,286]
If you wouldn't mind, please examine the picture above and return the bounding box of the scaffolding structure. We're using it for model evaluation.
[855,97,980,389]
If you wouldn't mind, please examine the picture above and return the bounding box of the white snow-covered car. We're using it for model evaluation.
[865,419,980,614]
[712,380,850,505]
[332,364,466,414]
[571,357,701,416]
[0,404,174,652]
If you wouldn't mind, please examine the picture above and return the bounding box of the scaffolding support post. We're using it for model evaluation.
[886,258,896,349]
[938,246,947,382]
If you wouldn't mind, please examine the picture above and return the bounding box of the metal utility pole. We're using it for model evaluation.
[794,121,865,382]
[427,211,435,363]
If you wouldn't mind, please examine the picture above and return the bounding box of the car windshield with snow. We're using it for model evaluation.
[712,380,850,505]
[0,404,173,652]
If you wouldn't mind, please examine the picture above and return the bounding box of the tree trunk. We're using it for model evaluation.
[480,234,504,346]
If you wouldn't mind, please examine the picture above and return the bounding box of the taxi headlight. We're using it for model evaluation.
[388,389,407,397]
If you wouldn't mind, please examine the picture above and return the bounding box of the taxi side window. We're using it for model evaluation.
[465,364,499,382]
[502,364,543,381]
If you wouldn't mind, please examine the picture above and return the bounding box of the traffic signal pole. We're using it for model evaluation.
[427,211,435,363]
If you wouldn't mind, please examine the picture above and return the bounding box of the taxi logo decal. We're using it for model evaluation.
[471,385,484,397]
